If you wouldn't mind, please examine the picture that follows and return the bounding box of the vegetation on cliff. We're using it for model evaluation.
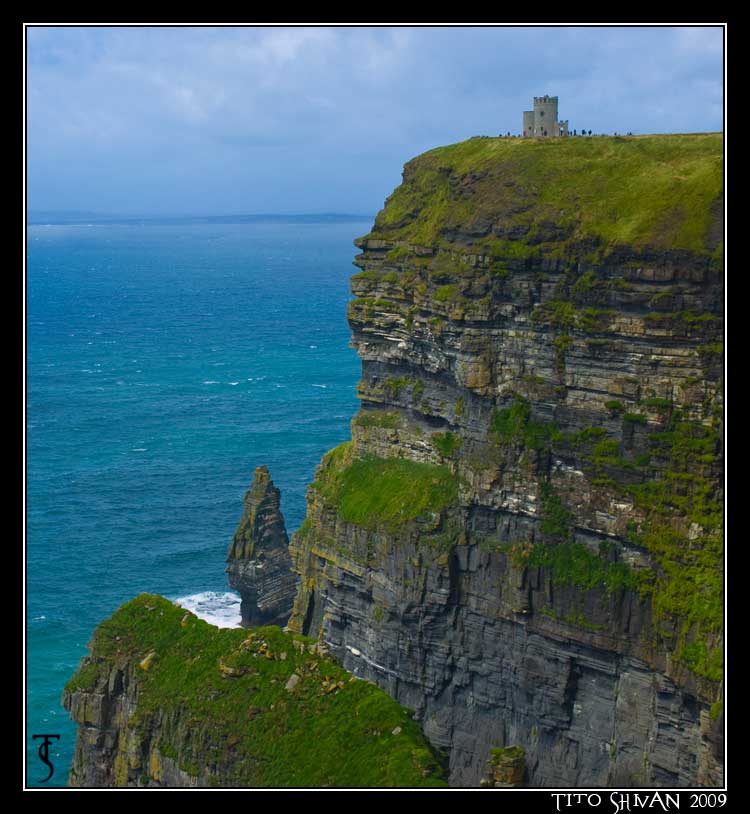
[65,594,447,787]
[284,132,724,785]
[65,133,723,788]
[345,136,723,689]
[311,441,458,531]
[487,391,723,682]
[363,133,722,260]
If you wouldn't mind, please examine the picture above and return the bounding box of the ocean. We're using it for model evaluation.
[25,217,368,787]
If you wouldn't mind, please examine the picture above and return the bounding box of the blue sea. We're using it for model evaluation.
[26,217,368,787]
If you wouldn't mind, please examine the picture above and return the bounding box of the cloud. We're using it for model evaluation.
[26,25,724,214]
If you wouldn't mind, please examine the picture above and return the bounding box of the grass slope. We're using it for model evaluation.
[312,442,459,530]
[66,594,447,788]
[366,134,722,257]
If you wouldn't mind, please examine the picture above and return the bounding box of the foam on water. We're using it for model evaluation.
[172,591,243,628]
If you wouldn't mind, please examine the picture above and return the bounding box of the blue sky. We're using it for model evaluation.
[26,25,724,216]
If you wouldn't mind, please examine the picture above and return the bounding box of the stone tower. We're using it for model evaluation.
[522,95,569,138]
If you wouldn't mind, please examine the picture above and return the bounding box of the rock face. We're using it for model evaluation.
[226,466,297,628]
[287,135,724,786]
[63,594,447,787]
[481,746,527,788]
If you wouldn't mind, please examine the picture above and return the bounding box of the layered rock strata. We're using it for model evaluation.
[287,134,724,787]
[226,466,297,628]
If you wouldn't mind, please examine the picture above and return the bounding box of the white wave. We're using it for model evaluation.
[172,591,243,629]
[228,381,239,386]
[203,380,219,384]
[132,448,147,452]
[312,384,327,388]
[309,345,317,349]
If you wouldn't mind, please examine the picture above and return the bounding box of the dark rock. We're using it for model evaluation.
[288,138,724,787]
[226,466,297,628]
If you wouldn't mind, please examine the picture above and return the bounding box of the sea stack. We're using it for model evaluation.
[226,465,297,628]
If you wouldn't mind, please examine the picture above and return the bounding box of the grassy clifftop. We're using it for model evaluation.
[366,133,722,258]
[65,594,447,787]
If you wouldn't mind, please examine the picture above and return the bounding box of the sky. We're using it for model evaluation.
[26,25,725,217]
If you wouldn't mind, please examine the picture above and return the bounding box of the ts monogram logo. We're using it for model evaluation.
[32,734,61,783]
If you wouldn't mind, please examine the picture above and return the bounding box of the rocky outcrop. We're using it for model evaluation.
[481,746,526,788]
[63,594,447,787]
[287,134,724,786]
[226,466,297,628]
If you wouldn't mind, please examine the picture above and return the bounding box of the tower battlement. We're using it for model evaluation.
[523,95,568,138]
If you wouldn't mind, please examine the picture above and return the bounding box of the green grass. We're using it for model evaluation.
[539,482,573,541]
[490,395,562,451]
[484,392,722,684]
[431,431,462,458]
[527,541,643,596]
[353,411,401,430]
[313,443,459,531]
[66,594,447,788]
[363,134,722,257]
[532,302,618,334]
[434,284,460,303]
[623,412,647,425]
[623,412,723,680]
[384,245,412,263]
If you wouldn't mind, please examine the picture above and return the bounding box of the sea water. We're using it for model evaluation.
[26,218,367,787]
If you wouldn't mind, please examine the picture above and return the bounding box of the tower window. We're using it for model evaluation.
[539,110,544,117]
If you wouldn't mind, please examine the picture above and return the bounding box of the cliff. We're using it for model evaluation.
[287,134,724,786]
[226,466,297,627]
[63,594,447,787]
[63,133,724,789]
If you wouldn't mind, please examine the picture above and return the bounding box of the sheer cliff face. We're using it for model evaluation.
[288,135,724,787]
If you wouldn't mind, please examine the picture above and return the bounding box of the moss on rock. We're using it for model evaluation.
[64,594,447,788]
